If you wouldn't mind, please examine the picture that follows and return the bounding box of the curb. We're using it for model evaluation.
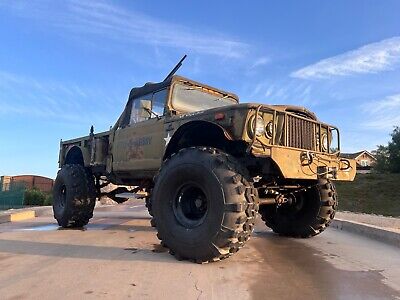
[331,218,400,248]
[0,206,52,224]
[0,210,36,224]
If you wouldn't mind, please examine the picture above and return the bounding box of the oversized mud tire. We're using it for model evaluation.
[145,192,156,228]
[53,164,96,228]
[145,196,152,216]
[151,147,258,263]
[259,179,337,238]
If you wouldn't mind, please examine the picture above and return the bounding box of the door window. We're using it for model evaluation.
[129,89,168,125]
[153,89,168,116]
[130,94,152,124]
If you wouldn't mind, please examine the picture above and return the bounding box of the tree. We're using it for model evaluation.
[373,145,390,173]
[373,126,400,173]
[388,126,400,173]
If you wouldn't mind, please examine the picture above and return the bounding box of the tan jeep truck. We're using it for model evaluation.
[53,57,356,263]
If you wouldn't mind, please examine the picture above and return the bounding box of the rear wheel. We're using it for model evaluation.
[259,179,337,238]
[53,164,96,228]
[151,147,258,263]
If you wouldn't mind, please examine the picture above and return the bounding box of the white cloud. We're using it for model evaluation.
[264,85,274,98]
[363,93,400,113]
[362,94,400,129]
[0,70,117,124]
[363,115,400,130]
[245,79,314,107]
[291,37,400,79]
[1,0,248,58]
[250,56,270,69]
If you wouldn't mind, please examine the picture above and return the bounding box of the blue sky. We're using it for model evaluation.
[1,0,400,178]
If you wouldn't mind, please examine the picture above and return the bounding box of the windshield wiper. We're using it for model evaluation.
[144,107,161,120]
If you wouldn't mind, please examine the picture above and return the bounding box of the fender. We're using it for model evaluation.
[63,145,89,167]
[163,120,234,160]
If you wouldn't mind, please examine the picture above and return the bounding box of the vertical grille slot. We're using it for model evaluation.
[287,115,315,150]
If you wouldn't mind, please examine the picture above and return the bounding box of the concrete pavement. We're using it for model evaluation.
[0,202,399,299]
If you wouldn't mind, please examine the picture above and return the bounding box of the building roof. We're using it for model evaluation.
[341,151,364,159]
[341,150,376,161]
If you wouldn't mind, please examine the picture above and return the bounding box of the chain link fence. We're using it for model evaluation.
[0,182,25,210]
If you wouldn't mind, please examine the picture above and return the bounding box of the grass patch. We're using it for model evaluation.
[335,173,400,217]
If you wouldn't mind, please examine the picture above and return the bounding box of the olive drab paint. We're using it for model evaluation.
[58,75,356,185]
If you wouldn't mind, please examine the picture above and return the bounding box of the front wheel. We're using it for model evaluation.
[52,164,96,228]
[151,147,258,263]
[259,179,337,238]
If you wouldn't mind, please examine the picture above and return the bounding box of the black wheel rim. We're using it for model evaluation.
[173,183,208,228]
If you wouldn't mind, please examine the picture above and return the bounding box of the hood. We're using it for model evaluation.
[232,103,318,120]
[268,105,317,120]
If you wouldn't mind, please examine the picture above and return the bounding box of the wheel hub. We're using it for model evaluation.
[173,184,208,228]
[278,193,295,206]
[194,198,203,208]
[277,192,305,213]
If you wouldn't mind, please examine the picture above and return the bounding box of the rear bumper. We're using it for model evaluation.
[253,146,356,181]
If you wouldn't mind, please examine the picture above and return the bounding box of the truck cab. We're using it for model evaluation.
[110,75,240,183]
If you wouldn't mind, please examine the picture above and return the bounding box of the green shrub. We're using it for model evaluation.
[24,188,51,206]
[44,194,53,206]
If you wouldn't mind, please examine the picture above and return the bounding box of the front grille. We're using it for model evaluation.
[287,115,316,150]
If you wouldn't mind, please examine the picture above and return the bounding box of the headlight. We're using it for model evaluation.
[265,121,273,139]
[321,133,328,151]
[249,115,265,137]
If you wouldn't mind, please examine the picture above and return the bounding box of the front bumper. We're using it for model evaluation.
[253,146,356,181]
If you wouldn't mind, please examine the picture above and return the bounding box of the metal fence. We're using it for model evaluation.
[0,182,25,210]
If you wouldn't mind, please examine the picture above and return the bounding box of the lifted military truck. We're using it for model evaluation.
[53,56,356,263]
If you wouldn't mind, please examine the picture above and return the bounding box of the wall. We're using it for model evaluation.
[7,175,54,193]
[356,153,376,167]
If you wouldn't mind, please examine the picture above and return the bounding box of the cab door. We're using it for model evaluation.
[112,89,168,175]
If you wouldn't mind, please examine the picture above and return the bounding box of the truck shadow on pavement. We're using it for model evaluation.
[0,238,173,263]
[0,218,173,263]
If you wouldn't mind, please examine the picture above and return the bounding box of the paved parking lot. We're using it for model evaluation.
[0,202,399,299]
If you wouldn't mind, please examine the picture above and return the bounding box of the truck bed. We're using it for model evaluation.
[59,130,110,169]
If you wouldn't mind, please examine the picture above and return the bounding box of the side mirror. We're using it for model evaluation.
[139,99,152,119]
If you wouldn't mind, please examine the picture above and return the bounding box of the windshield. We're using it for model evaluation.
[171,82,237,113]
